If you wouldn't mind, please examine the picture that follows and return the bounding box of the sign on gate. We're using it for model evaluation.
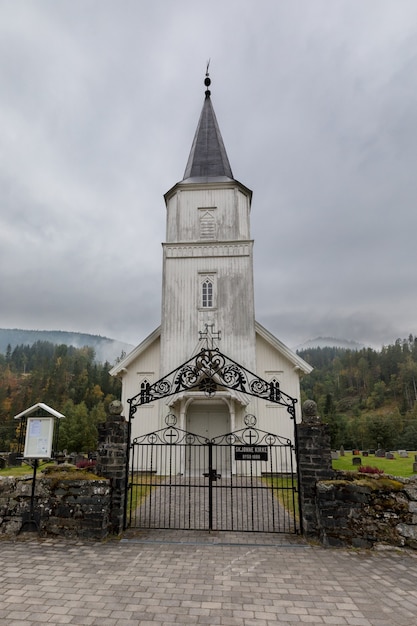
[235,445,268,461]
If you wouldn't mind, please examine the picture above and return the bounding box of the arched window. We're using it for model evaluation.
[270,378,281,402]
[140,378,151,404]
[202,278,213,308]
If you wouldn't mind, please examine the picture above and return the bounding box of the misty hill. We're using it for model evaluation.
[0,328,134,365]
[295,336,365,351]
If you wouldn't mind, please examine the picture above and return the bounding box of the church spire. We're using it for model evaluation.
[182,69,234,182]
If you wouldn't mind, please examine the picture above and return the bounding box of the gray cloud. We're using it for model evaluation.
[1,0,417,350]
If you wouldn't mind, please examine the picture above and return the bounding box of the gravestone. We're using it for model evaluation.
[385,452,394,460]
[54,452,65,464]
[362,451,369,457]
[398,450,408,458]
[369,449,375,455]
[375,449,385,458]
[8,452,20,466]
[352,457,362,466]
[339,445,345,457]
[331,451,339,460]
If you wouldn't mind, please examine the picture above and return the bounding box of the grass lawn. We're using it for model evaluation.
[128,474,165,514]
[332,451,417,477]
[0,462,53,477]
[262,475,299,518]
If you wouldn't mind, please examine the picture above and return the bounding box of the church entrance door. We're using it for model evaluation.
[186,402,230,475]
[186,403,229,440]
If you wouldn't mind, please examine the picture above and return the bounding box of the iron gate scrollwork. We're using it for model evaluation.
[128,416,299,533]
[128,348,297,419]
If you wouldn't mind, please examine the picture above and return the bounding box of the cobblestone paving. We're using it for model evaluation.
[0,531,416,625]
[131,477,296,533]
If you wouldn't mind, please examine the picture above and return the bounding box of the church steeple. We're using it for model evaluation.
[183,71,234,182]
[161,71,255,372]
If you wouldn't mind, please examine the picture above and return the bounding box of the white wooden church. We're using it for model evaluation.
[110,74,312,446]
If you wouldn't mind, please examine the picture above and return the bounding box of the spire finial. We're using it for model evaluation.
[204,59,211,98]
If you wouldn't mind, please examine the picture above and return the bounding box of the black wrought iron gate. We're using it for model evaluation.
[127,416,299,533]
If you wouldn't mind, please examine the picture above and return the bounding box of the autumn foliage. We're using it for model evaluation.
[0,341,121,453]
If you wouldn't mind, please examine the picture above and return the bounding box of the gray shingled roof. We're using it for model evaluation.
[183,94,234,182]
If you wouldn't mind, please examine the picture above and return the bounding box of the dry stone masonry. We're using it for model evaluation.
[0,473,110,539]
[96,400,129,534]
[316,473,417,549]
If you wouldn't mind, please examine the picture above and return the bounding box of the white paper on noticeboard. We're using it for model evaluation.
[23,417,54,459]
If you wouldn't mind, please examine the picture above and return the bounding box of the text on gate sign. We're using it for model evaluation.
[235,445,268,461]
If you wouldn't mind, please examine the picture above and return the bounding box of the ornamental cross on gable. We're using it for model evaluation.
[199,324,221,349]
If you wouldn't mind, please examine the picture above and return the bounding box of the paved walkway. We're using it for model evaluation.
[131,477,295,533]
[0,531,416,625]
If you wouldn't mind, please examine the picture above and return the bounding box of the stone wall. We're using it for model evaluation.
[296,400,335,537]
[0,473,110,539]
[96,400,128,534]
[316,472,417,549]
[297,400,417,550]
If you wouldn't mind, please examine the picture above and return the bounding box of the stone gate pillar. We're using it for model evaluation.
[296,400,334,538]
[96,400,129,534]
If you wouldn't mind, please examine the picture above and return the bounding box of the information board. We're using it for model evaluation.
[23,417,54,459]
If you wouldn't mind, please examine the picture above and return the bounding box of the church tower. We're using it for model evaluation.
[161,72,256,376]
[110,73,312,445]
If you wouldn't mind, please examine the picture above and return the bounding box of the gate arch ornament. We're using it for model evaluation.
[127,347,297,421]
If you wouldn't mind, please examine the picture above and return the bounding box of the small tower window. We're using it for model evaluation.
[202,278,213,308]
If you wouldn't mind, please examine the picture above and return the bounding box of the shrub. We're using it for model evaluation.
[76,459,97,469]
[358,465,384,475]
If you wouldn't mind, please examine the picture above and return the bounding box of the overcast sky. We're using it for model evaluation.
[1,1,417,352]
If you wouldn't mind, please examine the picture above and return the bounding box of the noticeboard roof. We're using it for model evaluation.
[13,402,65,420]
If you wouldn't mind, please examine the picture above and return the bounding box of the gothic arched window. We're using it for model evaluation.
[140,378,151,404]
[202,278,213,308]
[270,378,281,402]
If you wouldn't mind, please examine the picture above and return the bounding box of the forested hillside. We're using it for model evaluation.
[2,336,417,455]
[298,335,417,451]
[0,341,121,453]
